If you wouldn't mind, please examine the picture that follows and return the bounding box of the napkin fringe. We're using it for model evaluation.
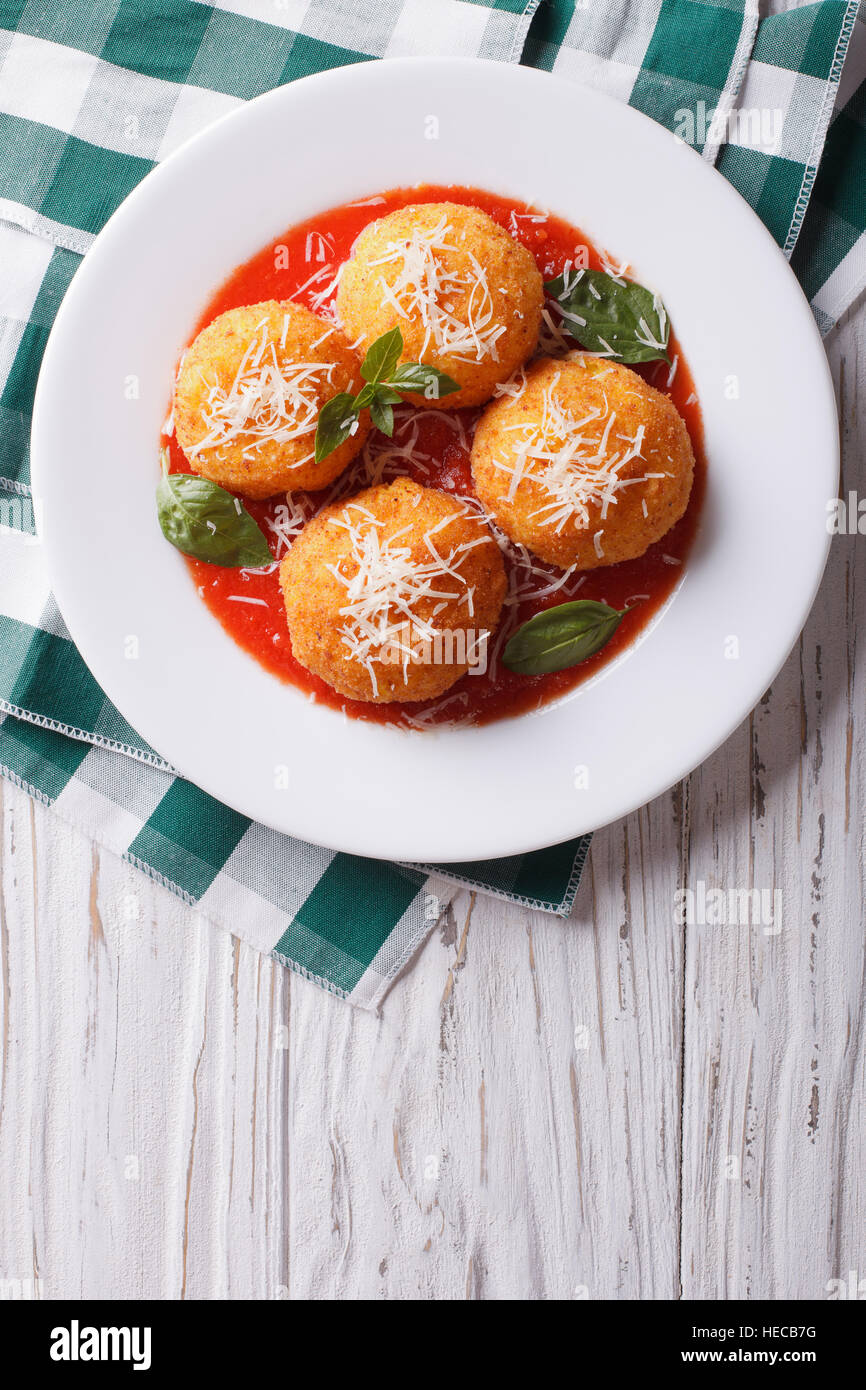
[0,698,175,772]
[271,946,350,999]
[0,476,32,497]
[784,0,860,256]
[702,0,760,164]
[0,197,95,255]
[0,757,52,807]
[123,849,352,997]
[407,833,591,919]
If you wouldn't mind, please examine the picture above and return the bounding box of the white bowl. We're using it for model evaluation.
[31,58,838,862]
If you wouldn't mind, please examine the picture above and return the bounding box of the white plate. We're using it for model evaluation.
[31,58,838,863]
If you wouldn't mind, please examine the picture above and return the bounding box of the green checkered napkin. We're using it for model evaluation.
[527,0,862,326]
[0,0,580,1012]
[792,8,866,328]
[0,1,862,1007]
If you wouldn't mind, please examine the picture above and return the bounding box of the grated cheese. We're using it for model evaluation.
[264,492,318,560]
[325,497,489,695]
[599,251,630,282]
[492,366,528,402]
[537,307,573,357]
[483,522,587,682]
[491,371,662,537]
[304,231,333,264]
[325,405,471,501]
[368,213,507,365]
[189,320,337,458]
[508,209,548,238]
[400,691,473,730]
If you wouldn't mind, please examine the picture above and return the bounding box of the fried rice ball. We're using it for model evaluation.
[471,354,695,570]
[336,202,543,411]
[174,300,370,500]
[280,478,507,703]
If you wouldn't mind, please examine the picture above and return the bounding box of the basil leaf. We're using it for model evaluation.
[315,344,459,464]
[156,469,272,568]
[545,268,671,365]
[315,392,359,463]
[387,362,461,398]
[373,385,403,406]
[370,395,394,437]
[361,327,403,384]
[358,383,401,413]
[502,600,624,675]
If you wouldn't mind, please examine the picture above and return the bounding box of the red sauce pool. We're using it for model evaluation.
[162,184,706,728]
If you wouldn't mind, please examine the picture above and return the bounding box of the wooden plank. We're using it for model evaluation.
[285,831,683,1299]
[0,318,862,1302]
[0,787,287,1299]
[679,315,866,1297]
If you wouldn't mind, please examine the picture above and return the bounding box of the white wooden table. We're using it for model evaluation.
[1,305,863,1302]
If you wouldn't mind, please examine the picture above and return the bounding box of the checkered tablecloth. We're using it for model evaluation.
[0,0,863,1008]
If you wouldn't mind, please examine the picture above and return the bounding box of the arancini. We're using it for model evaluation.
[174,300,369,499]
[470,354,695,569]
[336,202,543,411]
[280,478,507,702]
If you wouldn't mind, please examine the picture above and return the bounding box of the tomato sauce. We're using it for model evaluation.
[162,185,706,728]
